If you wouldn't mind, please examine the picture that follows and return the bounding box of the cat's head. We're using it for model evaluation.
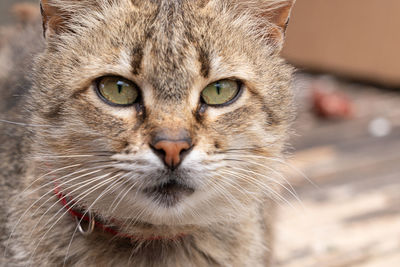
[30,0,295,226]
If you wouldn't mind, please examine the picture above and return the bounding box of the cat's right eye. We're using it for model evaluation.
[96,76,139,106]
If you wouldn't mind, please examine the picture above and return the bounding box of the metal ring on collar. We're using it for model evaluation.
[76,210,95,236]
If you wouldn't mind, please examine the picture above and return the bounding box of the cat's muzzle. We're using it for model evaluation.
[143,179,195,207]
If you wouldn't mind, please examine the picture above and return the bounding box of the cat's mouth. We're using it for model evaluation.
[143,180,195,207]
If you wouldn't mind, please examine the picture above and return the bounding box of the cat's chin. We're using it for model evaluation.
[98,188,246,228]
[143,179,195,207]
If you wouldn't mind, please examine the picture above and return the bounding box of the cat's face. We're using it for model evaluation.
[31,0,294,226]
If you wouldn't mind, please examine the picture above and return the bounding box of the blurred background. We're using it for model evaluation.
[278,1,400,266]
[0,0,33,24]
[1,0,399,266]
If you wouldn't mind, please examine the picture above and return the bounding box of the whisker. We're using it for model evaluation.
[6,166,114,255]
[208,177,247,211]
[28,172,118,264]
[215,173,255,202]
[63,173,125,266]
[267,157,319,188]
[218,169,292,209]
[33,153,113,159]
[226,153,317,188]
[17,164,82,196]
[229,157,299,196]
[27,173,114,244]
[0,119,54,128]
[22,164,117,198]
[122,204,147,234]
[211,173,286,216]
[110,177,140,214]
[227,164,304,208]
[120,178,149,229]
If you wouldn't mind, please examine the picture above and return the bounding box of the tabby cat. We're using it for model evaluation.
[0,0,295,266]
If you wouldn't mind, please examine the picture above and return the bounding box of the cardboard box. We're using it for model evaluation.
[283,0,400,87]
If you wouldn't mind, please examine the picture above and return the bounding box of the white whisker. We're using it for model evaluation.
[6,167,112,255]
[0,119,54,128]
[28,172,118,264]
[219,169,292,209]
[228,164,304,208]
[62,172,125,266]
[110,177,140,214]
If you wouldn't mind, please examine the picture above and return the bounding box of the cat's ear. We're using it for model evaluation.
[228,0,296,48]
[262,0,295,41]
[40,0,73,38]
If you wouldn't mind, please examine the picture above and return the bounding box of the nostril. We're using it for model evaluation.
[150,144,166,158]
[179,144,193,158]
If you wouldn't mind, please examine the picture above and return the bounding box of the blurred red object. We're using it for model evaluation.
[312,88,353,119]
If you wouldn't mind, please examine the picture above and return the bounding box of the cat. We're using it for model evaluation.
[0,0,295,266]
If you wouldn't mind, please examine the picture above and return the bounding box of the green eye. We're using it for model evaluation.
[201,80,240,106]
[97,76,139,106]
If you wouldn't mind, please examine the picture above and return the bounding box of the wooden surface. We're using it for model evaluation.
[282,0,400,87]
[275,75,400,267]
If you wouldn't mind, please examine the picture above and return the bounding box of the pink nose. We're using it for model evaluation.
[152,140,191,169]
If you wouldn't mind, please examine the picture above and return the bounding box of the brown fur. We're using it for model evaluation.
[1,0,295,266]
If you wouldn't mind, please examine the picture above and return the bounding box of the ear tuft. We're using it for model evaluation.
[263,0,295,32]
[232,0,296,47]
[40,0,73,38]
[264,1,295,46]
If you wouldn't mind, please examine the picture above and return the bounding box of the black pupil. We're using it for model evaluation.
[215,82,221,95]
[117,81,124,93]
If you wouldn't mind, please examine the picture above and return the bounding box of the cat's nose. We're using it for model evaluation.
[151,139,193,170]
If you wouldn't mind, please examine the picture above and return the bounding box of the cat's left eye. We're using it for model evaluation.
[201,79,241,106]
[96,76,139,106]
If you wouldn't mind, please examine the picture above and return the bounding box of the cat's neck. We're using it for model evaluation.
[55,185,190,241]
[13,173,272,266]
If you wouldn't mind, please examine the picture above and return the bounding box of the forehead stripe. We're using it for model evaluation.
[198,46,210,78]
[131,43,145,76]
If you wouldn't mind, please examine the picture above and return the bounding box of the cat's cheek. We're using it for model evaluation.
[69,87,146,141]
[202,89,250,121]
[82,86,138,121]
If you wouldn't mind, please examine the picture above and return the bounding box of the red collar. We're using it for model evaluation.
[54,186,186,241]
